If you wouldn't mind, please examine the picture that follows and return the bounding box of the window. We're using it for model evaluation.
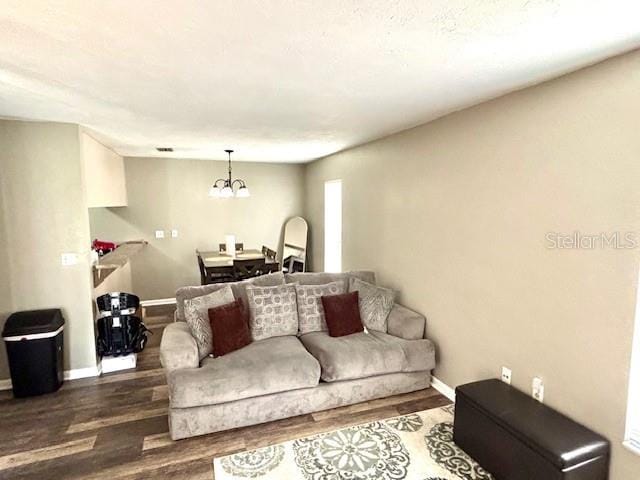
[625,267,640,455]
[324,179,342,273]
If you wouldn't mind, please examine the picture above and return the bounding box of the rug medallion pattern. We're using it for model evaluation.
[215,406,494,480]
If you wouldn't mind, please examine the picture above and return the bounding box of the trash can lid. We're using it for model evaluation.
[3,309,65,337]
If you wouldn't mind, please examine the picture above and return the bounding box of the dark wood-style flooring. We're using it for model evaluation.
[0,305,449,479]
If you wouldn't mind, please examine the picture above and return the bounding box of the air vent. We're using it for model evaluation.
[156,147,173,152]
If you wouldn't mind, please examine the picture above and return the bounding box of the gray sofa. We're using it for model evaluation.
[160,271,436,440]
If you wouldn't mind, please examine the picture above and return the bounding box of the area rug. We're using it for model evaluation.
[213,405,494,479]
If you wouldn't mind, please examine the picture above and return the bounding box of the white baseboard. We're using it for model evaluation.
[64,365,102,381]
[0,365,102,391]
[140,298,176,307]
[431,375,456,402]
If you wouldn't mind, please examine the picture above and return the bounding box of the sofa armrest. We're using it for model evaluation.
[160,322,199,372]
[387,303,426,340]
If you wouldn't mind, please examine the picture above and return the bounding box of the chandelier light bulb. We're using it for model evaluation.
[236,186,250,198]
[221,185,233,198]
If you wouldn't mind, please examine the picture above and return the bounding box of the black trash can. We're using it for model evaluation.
[2,309,65,397]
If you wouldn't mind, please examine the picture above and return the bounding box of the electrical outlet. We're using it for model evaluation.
[501,366,512,385]
[155,230,165,239]
[171,229,179,238]
[61,253,78,266]
[532,377,544,403]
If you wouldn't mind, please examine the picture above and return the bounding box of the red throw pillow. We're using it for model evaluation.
[208,299,251,356]
[321,291,364,337]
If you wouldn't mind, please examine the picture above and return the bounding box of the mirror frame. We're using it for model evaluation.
[281,216,308,272]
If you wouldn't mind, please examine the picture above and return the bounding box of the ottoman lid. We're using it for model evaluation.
[456,379,610,470]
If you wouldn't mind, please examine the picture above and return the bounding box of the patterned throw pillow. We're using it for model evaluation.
[348,277,395,332]
[246,283,298,341]
[183,285,235,359]
[295,281,346,334]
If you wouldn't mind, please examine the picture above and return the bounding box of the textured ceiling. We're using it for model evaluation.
[1,1,639,162]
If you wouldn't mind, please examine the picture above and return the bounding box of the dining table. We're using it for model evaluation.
[198,249,280,276]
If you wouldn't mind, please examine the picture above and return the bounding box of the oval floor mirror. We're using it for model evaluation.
[282,216,308,272]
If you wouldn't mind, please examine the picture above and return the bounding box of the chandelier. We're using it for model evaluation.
[208,149,250,198]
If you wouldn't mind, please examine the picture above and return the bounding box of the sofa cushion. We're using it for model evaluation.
[246,283,299,341]
[299,330,435,382]
[169,336,320,408]
[183,285,235,359]
[295,280,346,334]
[175,272,285,321]
[285,270,376,286]
[349,277,395,332]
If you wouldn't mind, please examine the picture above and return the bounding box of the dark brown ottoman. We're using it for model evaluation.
[454,379,610,480]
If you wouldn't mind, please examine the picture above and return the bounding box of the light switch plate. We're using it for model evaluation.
[171,229,178,238]
[155,230,165,239]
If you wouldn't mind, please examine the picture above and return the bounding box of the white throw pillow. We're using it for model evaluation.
[246,283,298,341]
[348,277,395,332]
[295,280,346,334]
[184,285,235,359]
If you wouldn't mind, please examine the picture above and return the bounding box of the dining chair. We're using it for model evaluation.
[233,257,266,281]
[262,245,276,260]
[283,254,305,273]
[196,252,208,285]
[219,242,244,253]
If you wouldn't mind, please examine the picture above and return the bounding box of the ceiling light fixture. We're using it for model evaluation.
[208,150,250,198]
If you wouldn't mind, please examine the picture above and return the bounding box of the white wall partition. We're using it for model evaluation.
[625,266,640,455]
[324,179,342,273]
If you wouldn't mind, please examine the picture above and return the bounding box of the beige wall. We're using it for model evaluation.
[0,177,13,380]
[81,131,127,208]
[0,120,97,380]
[305,50,640,478]
[89,157,305,300]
